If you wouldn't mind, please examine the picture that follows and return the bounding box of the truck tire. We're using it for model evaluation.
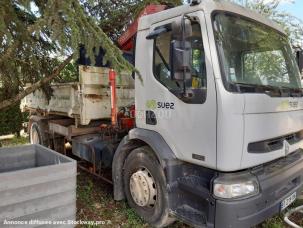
[29,121,49,147]
[123,146,175,227]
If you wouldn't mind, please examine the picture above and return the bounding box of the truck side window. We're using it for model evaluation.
[153,22,207,104]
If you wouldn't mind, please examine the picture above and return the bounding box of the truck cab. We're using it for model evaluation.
[125,0,303,227]
[136,0,303,171]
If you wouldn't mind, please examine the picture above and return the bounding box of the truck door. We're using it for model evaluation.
[135,11,217,169]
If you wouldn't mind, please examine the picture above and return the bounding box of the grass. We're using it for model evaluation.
[0,135,29,147]
[261,217,285,228]
[123,206,145,227]
[76,169,147,227]
[2,135,303,227]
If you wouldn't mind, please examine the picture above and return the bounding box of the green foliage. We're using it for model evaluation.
[1,136,29,147]
[77,178,94,207]
[0,103,27,136]
[0,0,141,106]
[82,0,182,42]
[261,216,284,228]
[123,204,145,227]
[57,61,78,82]
[0,0,182,110]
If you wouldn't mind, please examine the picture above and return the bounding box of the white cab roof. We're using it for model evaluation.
[138,0,285,35]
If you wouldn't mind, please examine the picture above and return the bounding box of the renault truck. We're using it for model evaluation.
[21,0,303,227]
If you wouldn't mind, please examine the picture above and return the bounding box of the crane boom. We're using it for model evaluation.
[118,5,167,51]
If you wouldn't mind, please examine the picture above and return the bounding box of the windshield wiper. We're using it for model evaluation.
[232,83,283,97]
[232,83,303,97]
[279,86,303,97]
[233,82,278,91]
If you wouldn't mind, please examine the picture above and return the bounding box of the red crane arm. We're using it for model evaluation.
[118,5,167,51]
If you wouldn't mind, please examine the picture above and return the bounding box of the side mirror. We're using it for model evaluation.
[170,16,192,81]
[171,16,192,40]
[170,40,192,81]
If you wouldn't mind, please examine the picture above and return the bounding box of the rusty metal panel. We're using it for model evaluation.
[21,66,135,125]
[79,65,134,87]
[0,145,76,227]
[21,83,80,118]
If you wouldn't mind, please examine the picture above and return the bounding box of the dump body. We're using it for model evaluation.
[0,144,76,227]
[21,66,135,125]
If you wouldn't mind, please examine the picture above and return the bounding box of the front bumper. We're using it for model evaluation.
[215,149,303,228]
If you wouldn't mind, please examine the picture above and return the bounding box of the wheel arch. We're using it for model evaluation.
[112,128,177,201]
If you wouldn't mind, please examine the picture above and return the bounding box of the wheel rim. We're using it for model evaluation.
[30,126,40,144]
[129,167,157,208]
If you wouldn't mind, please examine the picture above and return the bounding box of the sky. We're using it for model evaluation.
[231,0,303,21]
[277,0,303,21]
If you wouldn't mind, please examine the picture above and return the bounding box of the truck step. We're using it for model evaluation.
[177,175,211,200]
[174,204,207,227]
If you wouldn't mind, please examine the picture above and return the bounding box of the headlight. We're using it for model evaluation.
[213,173,259,199]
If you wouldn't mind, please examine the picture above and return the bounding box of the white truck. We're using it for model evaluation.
[22,0,303,227]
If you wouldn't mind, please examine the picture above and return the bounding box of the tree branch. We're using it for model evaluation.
[0,23,37,64]
[0,55,73,110]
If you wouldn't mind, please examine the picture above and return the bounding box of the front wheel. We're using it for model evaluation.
[123,146,175,227]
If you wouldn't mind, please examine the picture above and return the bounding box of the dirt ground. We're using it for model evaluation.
[1,136,303,227]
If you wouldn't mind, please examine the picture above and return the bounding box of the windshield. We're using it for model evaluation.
[214,13,302,95]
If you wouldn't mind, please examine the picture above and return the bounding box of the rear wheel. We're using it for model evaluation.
[29,121,49,147]
[123,146,175,227]
[30,123,41,144]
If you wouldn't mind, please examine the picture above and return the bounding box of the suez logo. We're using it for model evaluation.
[279,100,299,109]
[146,100,175,110]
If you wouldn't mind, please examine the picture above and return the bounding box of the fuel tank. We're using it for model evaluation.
[72,134,114,168]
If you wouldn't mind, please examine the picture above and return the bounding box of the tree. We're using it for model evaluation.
[82,0,181,43]
[0,0,128,110]
[0,0,183,111]
[0,0,182,136]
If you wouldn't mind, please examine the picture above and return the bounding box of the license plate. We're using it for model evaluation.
[281,192,296,211]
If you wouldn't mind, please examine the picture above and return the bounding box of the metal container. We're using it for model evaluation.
[21,66,135,125]
[0,144,76,227]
